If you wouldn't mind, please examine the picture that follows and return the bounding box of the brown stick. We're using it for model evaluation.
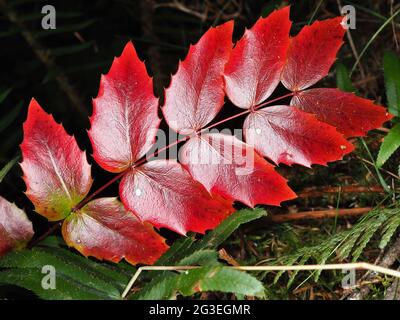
[271,207,372,223]
[297,185,385,198]
[27,222,62,249]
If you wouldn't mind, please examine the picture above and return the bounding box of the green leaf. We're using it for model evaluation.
[38,236,135,279]
[0,268,108,300]
[376,122,400,167]
[131,209,267,299]
[336,63,357,93]
[156,236,195,266]
[379,209,400,249]
[177,250,219,266]
[194,208,267,252]
[0,250,119,299]
[0,156,19,183]
[37,235,66,248]
[134,266,265,300]
[384,51,400,116]
[157,208,267,265]
[270,205,400,285]
[195,268,264,297]
[0,245,133,299]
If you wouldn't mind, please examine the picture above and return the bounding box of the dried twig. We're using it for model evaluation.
[297,185,386,198]
[357,156,400,180]
[336,0,366,78]
[271,207,372,223]
[390,0,399,50]
[122,262,400,299]
[154,0,208,21]
[218,248,241,266]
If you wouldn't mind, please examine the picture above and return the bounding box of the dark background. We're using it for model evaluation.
[0,0,398,257]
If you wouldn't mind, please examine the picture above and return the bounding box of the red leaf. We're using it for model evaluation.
[0,196,34,257]
[224,7,291,109]
[291,88,393,137]
[281,17,345,91]
[89,42,160,173]
[21,99,92,221]
[62,197,167,265]
[119,160,234,235]
[180,133,296,207]
[243,105,354,167]
[163,21,233,134]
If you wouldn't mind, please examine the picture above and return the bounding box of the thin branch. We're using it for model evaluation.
[72,92,296,212]
[27,91,296,247]
[336,0,366,78]
[27,222,62,249]
[154,0,207,21]
[350,7,400,75]
[71,171,127,212]
[390,0,399,51]
[271,207,372,223]
[121,262,400,298]
[356,156,400,180]
[297,185,387,198]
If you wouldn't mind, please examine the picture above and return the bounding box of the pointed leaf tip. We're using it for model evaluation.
[282,16,345,91]
[89,41,160,173]
[21,99,92,220]
[224,6,292,109]
[163,20,233,134]
[292,88,393,137]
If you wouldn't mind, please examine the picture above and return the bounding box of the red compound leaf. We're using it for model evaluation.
[0,196,34,257]
[119,160,234,235]
[163,21,233,134]
[243,105,354,167]
[224,6,291,109]
[291,88,393,137]
[20,99,92,221]
[281,17,345,91]
[89,42,160,173]
[180,133,296,207]
[62,197,168,265]
[18,10,393,268]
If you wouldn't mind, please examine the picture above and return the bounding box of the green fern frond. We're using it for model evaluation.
[265,205,400,285]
